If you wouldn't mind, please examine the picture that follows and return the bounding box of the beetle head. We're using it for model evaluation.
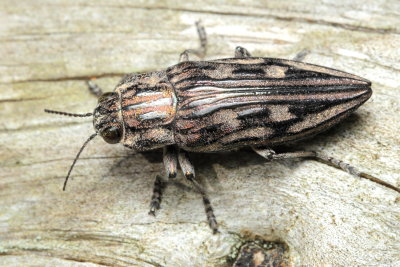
[93,92,123,144]
[44,90,124,190]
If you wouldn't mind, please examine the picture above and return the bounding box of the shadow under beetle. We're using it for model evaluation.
[45,22,399,234]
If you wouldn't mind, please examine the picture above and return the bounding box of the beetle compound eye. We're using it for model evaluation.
[98,92,117,103]
[100,126,122,144]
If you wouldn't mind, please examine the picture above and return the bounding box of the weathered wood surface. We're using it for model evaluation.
[1,1,399,266]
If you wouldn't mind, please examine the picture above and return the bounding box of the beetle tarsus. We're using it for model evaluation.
[178,150,219,234]
[202,191,219,234]
[189,177,219,234]
[148,175,166,216]
[315,152,400,193]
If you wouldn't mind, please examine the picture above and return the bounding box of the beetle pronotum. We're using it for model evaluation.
[46,22,399,234]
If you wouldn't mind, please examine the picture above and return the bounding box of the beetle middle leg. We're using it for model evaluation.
[178,150,219,234]
[253,147,400,193]
[179,21,207,62]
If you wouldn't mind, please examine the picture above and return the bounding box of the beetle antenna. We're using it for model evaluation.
[44,109,93,117]
[63,133,98,191]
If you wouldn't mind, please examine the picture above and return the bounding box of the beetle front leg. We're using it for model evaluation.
[179,21,207,62]
[235,46,252,58]
[253,147,400,193]
[178,150,219,234]
[148,146,178,215]
[86,80,103,98]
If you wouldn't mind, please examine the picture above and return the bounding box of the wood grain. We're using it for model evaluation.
[1,1,399,266]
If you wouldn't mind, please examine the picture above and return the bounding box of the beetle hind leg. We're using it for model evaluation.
[179,21,207,62]
[178,150,219,234]
[253,147,400,194]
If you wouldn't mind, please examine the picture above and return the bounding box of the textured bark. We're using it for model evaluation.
[1,1,399,266]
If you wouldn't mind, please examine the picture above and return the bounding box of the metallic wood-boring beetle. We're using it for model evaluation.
[45,22,400,234]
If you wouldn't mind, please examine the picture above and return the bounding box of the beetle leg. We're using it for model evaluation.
[292,49,310,62]
[179,21,207,62]
[86,80,103,98]
[251,146,275,160]
[253,147,400,193]
[163,146,178,179]
[235,46,252,58]
[148,175,167,216]
[254,148,361,176]
[148,146,178,216]
[178,150,219,234]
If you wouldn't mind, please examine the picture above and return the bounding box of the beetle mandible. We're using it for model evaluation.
[45,22,399,234]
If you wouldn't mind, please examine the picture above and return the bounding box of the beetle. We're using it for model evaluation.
[45,22,399,234]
